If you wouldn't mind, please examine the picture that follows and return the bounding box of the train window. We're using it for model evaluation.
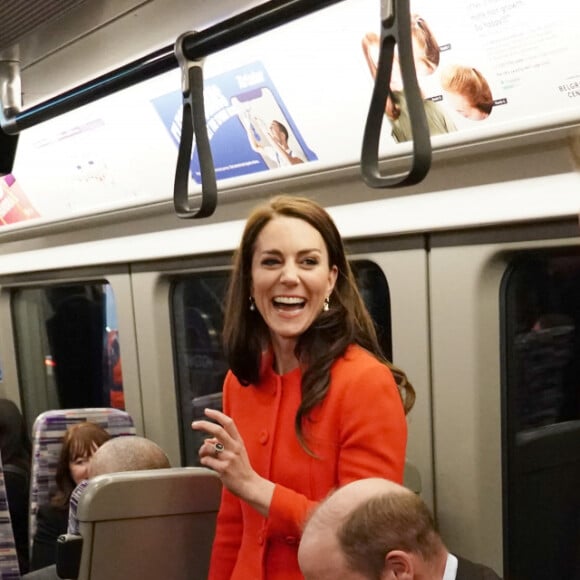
[171,260,391,465]
[502,252,580,579]
[171,272,229,466]
[351,260,392,361]
[12,283,125,429]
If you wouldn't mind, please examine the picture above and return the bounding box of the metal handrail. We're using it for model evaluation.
[0,0,343,134]
[0,0,349,219]
[0,0,432,218]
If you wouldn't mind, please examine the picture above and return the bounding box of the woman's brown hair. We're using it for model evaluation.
[51,421,111,508]
[223,195,415,450]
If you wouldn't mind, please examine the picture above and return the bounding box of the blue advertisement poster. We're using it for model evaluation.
[151,61,317,183]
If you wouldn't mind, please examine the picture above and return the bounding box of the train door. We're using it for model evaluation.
[0,268,144,435]
[429,222,580,578]
[346,237,433,511]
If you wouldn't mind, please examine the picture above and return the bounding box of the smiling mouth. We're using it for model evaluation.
[272,297,306,311]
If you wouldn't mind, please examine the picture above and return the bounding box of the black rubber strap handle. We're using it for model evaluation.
[173,31,217,219]
[361,0,432,188]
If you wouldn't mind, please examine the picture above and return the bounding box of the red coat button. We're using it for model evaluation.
[259,430,269,444]
[285,536,297,545]
[258,533,264,545]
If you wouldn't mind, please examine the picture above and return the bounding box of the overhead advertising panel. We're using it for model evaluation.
[152,61,318,182]
[7,0,580,228]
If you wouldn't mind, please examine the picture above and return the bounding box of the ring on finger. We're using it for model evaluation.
[213,442,225,457]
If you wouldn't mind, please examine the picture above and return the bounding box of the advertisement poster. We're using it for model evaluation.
[151,61,318,183]
[7,0,580,227]
[0,174,40,225]
[148,0,580,166]
[12,97,176,221]
[373,0,579,138]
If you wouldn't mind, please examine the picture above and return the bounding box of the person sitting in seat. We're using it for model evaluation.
[23,435,171,579]
[30,422,111,571]
[88,435,170,477]
[0,399,32,574]
[67,435,171,534]
[298,478,502,580]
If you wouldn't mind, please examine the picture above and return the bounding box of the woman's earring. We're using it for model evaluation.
[249,296,256,311]
[323,297,330,312]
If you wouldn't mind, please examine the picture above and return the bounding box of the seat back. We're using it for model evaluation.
[0,455,22,579]
[510,420,580,579]
[29,408,136,550]
[73,467,221,580]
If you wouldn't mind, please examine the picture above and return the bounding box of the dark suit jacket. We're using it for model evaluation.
[456,556,502,580]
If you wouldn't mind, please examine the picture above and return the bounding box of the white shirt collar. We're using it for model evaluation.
[443,553,458,580]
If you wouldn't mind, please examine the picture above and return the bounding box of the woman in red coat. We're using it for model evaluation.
[192,195,414,579]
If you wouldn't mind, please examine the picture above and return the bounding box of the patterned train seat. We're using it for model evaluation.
[67,479,90,537]
[29,408,136,551]
[0,456,22,579]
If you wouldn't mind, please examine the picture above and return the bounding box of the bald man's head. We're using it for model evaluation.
[299,479,445,580]
[88,435,170,478]
[308,478,410,532]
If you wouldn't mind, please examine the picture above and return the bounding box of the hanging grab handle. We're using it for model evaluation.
[173,31,217,219]
[361,0,431,188]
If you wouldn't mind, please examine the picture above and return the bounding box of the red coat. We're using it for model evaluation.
[208,344,407,579]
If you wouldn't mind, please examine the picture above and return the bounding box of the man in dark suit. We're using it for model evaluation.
[456,556,502,579]
[298,478,501,580]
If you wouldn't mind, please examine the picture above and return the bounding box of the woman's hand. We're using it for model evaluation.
[192,408,275,516]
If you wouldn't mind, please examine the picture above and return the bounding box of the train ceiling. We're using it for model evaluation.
[0,0,154,69]
[0,0,92,53]
[0,0,263,108]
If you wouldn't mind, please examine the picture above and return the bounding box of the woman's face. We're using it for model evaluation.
[269,122,286,145]
[251,216,338,346]
[69,454,91,485]
[69,440,99,484]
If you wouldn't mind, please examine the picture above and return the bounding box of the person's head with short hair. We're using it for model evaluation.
[88,435,170,478]
[298,478,447,580]
[440,64,494,121]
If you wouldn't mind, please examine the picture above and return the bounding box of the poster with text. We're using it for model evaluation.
[8,0,580,227]
[152,61,318,183]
